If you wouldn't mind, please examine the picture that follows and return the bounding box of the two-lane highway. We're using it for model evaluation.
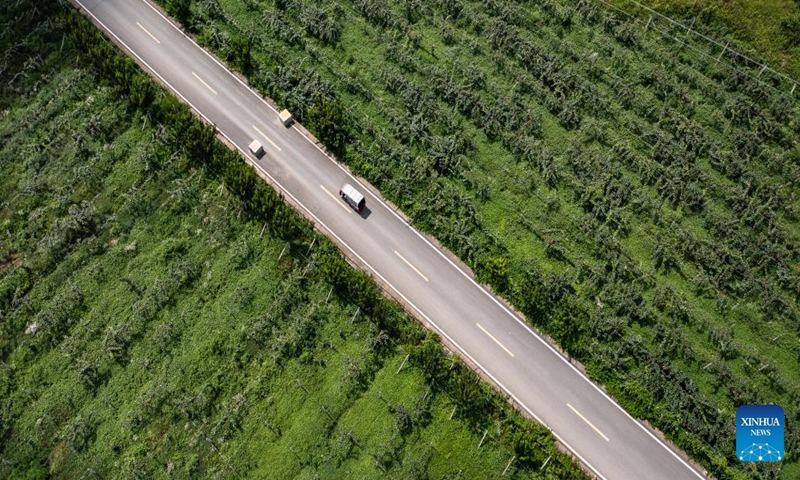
[72,1,708,478]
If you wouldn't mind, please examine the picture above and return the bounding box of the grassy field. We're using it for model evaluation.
[147,0,800,478]
[0,2,583,478]
[606,0,800,80]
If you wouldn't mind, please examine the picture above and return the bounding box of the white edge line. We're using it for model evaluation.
[253,124,281,151]
[135,21,160,44]
[82,1,706,478]
[476,323,515,358]
[74,4,606,478]
[567,403,610,442]
[319,185,350,213]
[394,250,429,282]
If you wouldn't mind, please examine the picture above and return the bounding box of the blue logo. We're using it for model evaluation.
[736,405,784,462]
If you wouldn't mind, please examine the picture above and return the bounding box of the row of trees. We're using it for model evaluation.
[409,334,583,477]
[319,0,800,356]
[66,5,586,474]
[311,235,582,477]
[0,4,597,479]
[67,11,307,242]
[128,0,800,477]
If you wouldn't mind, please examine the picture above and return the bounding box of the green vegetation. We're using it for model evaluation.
[146,0,799,478]
[0,2,583,478]
[607,0,800,80]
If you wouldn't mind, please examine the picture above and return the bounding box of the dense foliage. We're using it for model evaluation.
[606,0,800,81]
[145,0,800,478]
[0,2,583,478]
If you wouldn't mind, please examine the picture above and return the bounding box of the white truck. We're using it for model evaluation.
[339,184,365,212]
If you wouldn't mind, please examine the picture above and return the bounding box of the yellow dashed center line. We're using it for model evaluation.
[394,250,429,282]
[567,403,610,442]
[136,21,161,44]
[192,71,217,95]
[320,185,351,213]
[476,323,515,357]
[253,125,281,151]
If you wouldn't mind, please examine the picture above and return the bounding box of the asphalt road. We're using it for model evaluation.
[72,1,709,478]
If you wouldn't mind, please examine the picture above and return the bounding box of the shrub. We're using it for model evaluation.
[781,16,800,46]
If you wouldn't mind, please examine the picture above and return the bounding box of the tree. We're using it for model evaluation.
[481,256,509,293]
[301,5,341,45]
[166,0,192,24]
[508,420,551,468]
[781,16,800,46]
[390,404,413,436]
[653,235,680,273]
[307,96,347,157]
[557,102,581,130]
[550,297,584,353]
[354,0,396,28]
[410,334,447,383]
[129,73,154,110]
[227,34,253,74]
[75,356,102,391]
[515,262,551,325]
